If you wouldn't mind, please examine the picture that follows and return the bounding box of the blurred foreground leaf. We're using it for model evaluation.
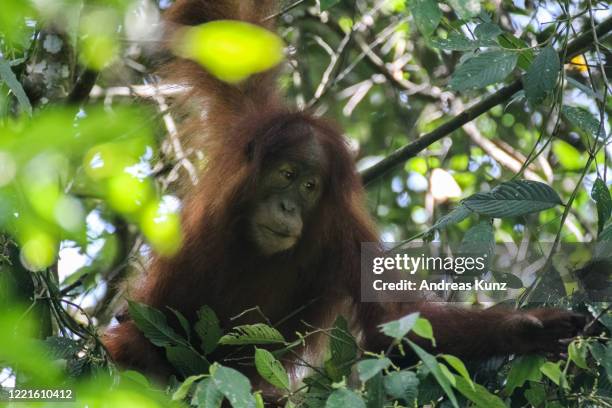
[175,20,284,83]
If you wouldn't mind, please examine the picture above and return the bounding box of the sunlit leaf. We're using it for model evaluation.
[79,10,120,70]
[20,229,58,271]
[175,20,284,83]
[140,199,183,256]
[552,140,586,170]
[107,174,154,214]
[441,355,472,389]
[413,317,435,345]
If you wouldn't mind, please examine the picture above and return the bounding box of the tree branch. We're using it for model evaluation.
[360,15,612,185]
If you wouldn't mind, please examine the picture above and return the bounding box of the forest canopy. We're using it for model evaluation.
[0,0,611,407]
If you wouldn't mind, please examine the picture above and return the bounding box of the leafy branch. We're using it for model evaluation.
[360,15,612,184]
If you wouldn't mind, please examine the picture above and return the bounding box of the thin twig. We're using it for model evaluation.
[360,15,612,184]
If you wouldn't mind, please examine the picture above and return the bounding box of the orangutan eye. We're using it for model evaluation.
[304,180,316,190]
[281,169,295,180]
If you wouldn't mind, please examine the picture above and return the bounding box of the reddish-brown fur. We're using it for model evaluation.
[103,0,584,385]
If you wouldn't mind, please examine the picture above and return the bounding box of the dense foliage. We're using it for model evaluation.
[0,0,611,407]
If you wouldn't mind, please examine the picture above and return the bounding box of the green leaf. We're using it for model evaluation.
[409,0,442,37]
[458,220,494,262]
[599,221,612,242]
[365,372,384,408]
[407,340,459,408]
[168,307,191,340]
[325,389,366,408]
[431,32,479,51]
[523,45,560,105]
[254,348,290,390]
[43,336,81,359]
[498,34,533,70]
[430,205,473,232]
[462,180,562,218]
[412,317,435,343]
[327,316,358,380]
[211,364,256,408]
[592,178,612,233]
[192,378,224,408]
[446,0,481,19]
[172,374,206,401]
[449,50,517,92]
[356,358,392,383]
[562,105,604,139]
[165,346,210,377]
[491,271,524,289]
[121,371,151,388]
[219,323,285,345]
[383,371,419,404]
[540,361,567,388]
[453,376,506,408]
[175,20,284,83]
[552,140,586,170]
[504,355,545,394]
[474,22,502,41]
[320,0,342,11]
[194,305,223,354]
[438,363,456,385]
[524,382,546,407]
[441,355,472,388]
[589,342,612,383]
[379,312,420,340]
[568,341,588,369]
[128,301,185,347]
[0,56,32,115]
